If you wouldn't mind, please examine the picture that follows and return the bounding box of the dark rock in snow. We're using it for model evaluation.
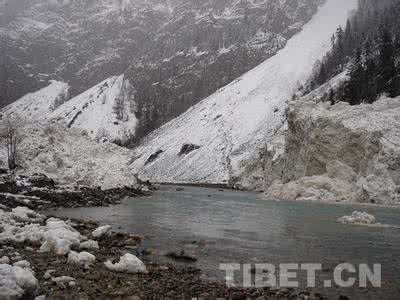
[178,144,201,156]
[145,150,164,166]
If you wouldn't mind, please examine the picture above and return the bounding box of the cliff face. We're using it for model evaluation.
[264,95,400,205]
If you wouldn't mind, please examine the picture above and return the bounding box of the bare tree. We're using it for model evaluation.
[0,118,21,172]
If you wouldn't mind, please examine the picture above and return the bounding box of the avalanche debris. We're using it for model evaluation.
[104,253,147,274]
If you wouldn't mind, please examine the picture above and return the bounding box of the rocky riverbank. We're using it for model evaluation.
[0,173,151,210]
[0,173,329,299]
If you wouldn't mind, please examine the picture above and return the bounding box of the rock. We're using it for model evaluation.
[35,296,46,300]
[92,225,112,238]
[52,276,76,283]
[43,269,55,280]
[165,250,197,263]
[13,260,31,268]
[0,256,10,264]
[80,240,99,250]
[178,144,201,156]
[231,292,247,300]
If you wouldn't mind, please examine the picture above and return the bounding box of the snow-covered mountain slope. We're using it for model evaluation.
[130,0,358,187]
[49,75,137,143]
[1,74,137,143]
[1,0,323,139]
[0,81,69,121]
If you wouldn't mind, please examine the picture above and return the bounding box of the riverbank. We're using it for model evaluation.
[0,174,329,299]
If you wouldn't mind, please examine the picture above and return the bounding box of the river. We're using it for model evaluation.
[47,185,400,299]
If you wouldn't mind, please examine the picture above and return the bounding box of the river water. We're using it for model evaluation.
[47,185,400,299]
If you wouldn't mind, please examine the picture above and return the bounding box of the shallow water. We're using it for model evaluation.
[47,185,400,299]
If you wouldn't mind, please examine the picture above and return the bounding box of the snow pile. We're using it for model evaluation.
[0,264,38,299]
[11,207,44,223]
[49,75,137,143]
[130,0,357,189]
[39,218,81,256]
[92,225,112,238]
[0,207,82,256]
[0,81,70,122]
[67,251,96,269]
[80,240,99,250]
[104,253,147,274]
[338,211,376,225]
[0,208,45,244]
[1,123,138,189]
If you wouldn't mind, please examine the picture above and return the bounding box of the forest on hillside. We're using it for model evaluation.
[308,0,400,104]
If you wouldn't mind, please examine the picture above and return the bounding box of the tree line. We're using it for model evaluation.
[308,0,400,105]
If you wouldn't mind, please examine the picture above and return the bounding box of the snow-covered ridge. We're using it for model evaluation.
[0,81,70,122]
[1,74,138,144]
[50,74,137,143]
[130,0,358,187]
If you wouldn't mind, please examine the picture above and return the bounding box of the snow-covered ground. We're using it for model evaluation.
[130,0,358,187]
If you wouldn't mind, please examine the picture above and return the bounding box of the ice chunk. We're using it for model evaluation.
[80,240,99,250]
[92,225,112,238]
[0,264,38,299]
[338,211,376,225]
[39,218,81,255]
[13,260,31,269]
[13,266,38,295]
[104,253,147,274]
[67,251,96,269]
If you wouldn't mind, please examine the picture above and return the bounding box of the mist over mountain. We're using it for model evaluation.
[0,0,323,139]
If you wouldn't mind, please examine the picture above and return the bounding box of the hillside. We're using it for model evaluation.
[129,0,358,188]
[0,75,137,143]
[0,0,323,139]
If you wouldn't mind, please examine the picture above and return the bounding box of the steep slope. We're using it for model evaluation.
[264,93,400,205]
[130,0,358,188]
[49,75,137,143]
[0,74,137,143]
[0,81,69,121]
[1,0,323,138]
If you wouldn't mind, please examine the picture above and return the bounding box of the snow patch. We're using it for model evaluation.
[67,251,96,269]
[104,253,147,274]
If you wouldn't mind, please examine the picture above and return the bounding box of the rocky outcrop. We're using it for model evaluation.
[264,96,400,205]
